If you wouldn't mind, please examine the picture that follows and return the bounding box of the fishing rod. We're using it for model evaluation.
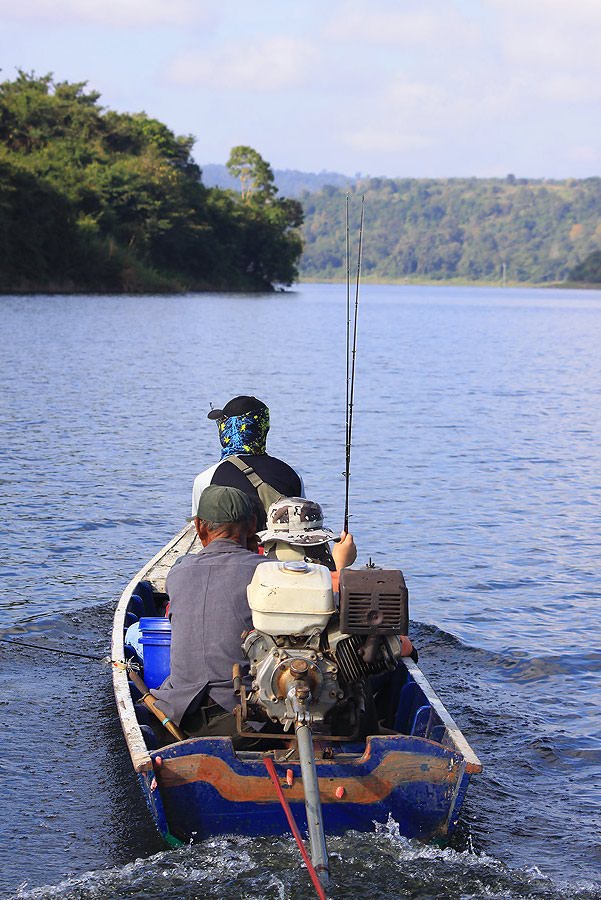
[345,192,351,481]
[0,636,111,663]
[1,635,186,740]
[343,195,365,533]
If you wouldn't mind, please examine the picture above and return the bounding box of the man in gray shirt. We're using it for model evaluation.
[151,485,264,737]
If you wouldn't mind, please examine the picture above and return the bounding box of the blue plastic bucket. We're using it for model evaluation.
[139,617,172,689]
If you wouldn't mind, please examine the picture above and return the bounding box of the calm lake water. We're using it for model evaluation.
[1,283,600,898]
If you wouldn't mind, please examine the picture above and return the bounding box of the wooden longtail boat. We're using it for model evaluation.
[111,524,482,849]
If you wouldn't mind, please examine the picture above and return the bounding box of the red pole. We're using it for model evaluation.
[263,758,327,900]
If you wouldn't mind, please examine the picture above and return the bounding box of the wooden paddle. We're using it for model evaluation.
[128,669,186,742]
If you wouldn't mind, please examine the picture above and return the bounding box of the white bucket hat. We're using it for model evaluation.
[257,497,337,546]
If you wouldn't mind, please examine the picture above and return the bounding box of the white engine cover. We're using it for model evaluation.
[247,560,335,635]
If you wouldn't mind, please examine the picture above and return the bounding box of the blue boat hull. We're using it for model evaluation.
[138,731,476,846]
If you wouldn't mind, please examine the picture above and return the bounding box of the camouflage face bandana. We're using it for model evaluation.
[218,407,270,459]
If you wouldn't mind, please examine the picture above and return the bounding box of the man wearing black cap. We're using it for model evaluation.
[152,485,265,737]
[191,395,304,530]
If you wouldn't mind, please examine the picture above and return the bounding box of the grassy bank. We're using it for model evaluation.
[298,275,573,289]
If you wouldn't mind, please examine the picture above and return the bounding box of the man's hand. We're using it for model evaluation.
[332,530,357,570]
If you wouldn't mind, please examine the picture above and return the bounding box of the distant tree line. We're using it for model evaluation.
[299,177,601,284]
[0,73,303,293]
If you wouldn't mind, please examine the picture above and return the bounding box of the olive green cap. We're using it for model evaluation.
[196,485,253,524]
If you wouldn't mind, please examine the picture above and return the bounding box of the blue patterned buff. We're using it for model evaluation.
[218,407,270,459]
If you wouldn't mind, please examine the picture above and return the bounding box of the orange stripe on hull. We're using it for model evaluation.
[158,752,458,805]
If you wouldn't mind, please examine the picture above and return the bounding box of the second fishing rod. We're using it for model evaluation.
[343,194,365,534]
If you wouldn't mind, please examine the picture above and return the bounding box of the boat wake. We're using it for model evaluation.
[10,822,600,900]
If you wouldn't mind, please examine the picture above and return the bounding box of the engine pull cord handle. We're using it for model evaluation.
[263,757,327,900]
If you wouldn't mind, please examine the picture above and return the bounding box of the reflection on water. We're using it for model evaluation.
[1,285,600,896]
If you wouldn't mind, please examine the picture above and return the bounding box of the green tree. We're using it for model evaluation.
[226,145,277,201]
[224,145,304,286]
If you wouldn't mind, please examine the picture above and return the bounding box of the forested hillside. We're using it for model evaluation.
[300,178,601,284]
[0,73,303,293]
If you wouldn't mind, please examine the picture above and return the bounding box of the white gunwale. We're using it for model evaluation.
[111,522,198,773]
[403,657,482,771]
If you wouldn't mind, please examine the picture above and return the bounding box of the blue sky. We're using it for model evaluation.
[1,0,599,179]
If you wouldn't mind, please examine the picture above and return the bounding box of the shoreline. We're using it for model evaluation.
[299,275,601,291]
[2,279,601,296]
[0,280,278,296]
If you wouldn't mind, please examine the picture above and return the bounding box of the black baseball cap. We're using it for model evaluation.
[207,395,267,420]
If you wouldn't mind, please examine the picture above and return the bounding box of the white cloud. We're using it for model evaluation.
[503,29,571,69]
[346,128,432,153]
[0,0,213,27]
[386,79,449,115]
[372,73,487,128]
[342,75,460,159]
[491,0,601,79]
[325,2,481,49]
[167,37,317,92]
[502,23,601,73]
[536,74,601,104]
[1,0,598,177]
[489,0,601,29]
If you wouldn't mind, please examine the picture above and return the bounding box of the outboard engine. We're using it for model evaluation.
[240,561,410,735]
[238,560,411,887]
[243,560,338,732]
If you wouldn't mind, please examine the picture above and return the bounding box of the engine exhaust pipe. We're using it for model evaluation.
[296,722,329,886]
